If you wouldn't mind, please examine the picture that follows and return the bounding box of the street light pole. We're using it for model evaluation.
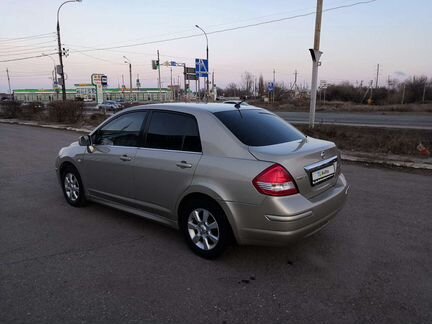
[57,0,82,101]
[157,50,162,102]
[42,53,59,99]
[123,56,133,94]
[195,25,209,101]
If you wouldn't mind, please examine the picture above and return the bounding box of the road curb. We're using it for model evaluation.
[341,153,432,170]
[1,118,431,170]
[0,119,90,133]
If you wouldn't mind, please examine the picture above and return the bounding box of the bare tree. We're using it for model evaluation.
[274,82,289,101]
[223,83,239,97]
[241,71,254,97]
[258,74,264,97]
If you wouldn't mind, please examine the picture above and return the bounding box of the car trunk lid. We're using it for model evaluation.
[248,137,340,199]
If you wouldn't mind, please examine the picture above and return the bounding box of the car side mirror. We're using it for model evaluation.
[79,135,95,153]
[79,135,91,146]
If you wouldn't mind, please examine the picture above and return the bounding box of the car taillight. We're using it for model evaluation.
[252,164,298,196]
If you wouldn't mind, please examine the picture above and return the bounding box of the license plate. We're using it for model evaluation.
[311,164,336,185]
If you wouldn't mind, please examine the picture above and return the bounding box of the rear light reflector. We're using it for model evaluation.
[253,164,298,196]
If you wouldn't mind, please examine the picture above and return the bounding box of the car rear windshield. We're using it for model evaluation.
[214,109,305,146]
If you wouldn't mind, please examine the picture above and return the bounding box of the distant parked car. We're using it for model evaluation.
[98,100,121,111]
[56,103,349,258]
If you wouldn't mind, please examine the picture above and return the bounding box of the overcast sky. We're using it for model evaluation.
[0,0,431,92]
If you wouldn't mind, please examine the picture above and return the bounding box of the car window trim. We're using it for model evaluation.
[92,110,149,148]
[137,146,202,155]
[141,109,202,153]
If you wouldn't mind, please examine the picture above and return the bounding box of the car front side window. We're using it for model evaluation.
[94,111,147,147]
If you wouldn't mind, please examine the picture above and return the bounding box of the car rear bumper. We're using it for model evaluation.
[224,173,349,246]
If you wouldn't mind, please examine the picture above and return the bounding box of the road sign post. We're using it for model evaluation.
[91,73,107,105]
[195,59,208,102]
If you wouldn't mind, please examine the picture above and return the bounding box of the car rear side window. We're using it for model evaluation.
[94,111,147,147]
[214,109,305,146]
[144,111,202,152]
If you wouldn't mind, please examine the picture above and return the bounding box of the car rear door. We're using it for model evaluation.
[132,110,202,219]
[82,111,148,203]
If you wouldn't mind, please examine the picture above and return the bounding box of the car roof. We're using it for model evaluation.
[123,102,262,114]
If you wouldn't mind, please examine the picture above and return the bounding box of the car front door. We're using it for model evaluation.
[133,110,202,219]
[83,111,148,203]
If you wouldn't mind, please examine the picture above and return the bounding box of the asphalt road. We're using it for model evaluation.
[277,111,432,129]
[1,123,431,323]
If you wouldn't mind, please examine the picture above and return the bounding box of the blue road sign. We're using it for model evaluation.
[195,58,208,78]
[267,81,274,92]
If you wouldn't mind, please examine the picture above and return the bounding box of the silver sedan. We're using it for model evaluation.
[56,103,349,258]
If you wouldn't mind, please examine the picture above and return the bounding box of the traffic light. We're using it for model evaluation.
[152,60,159,70]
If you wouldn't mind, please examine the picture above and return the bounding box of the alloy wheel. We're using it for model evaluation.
[64,172,80,202]
[187,208,220,251]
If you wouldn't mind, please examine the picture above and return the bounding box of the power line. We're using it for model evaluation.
[0,32,54,40]
[0,33,56,44]
[0,39,57,50]
[0,52,58,63]
[70,49,124,65]
[0,1,376,64]
[0,50,58,58]
[0,47,57,56]
[66,43,198,61]
[69,0,377,54]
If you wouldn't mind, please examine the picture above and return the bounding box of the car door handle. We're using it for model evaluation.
[120,154,132,162]
[176,161,192,169]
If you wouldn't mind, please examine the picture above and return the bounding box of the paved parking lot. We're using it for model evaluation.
[1,123,431,323]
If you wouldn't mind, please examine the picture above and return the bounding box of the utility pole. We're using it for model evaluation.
[309,0,323,128]
[273,68,276,103]
[375,63,380,88]
[198,75,201,102]
[170,67,173,101]
[56,18,66,100]
[6,68,12,99]
[422,83,427,103]
[123,56,132,94]
[183,66,187,101]
[129,65,132,93]
[170,67,173,89]
[401,83,406,104]
[56,0,81,101]
[212,71,215,100]
[195,25,209,100]
[157,50,161,101]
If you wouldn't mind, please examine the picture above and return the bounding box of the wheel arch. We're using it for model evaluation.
[59,160,78,177]
[176,190,239,243]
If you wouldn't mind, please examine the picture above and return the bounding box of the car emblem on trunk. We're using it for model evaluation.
[320,151,325,159]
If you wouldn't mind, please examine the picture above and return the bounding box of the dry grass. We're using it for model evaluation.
[254,101,432,113]
[296,124,432,156]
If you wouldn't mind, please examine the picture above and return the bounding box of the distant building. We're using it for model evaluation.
[13,89,75,102]
[13,85,172,103]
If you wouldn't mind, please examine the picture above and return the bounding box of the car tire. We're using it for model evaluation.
[61,165,87,207]
[180,199,232,259]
